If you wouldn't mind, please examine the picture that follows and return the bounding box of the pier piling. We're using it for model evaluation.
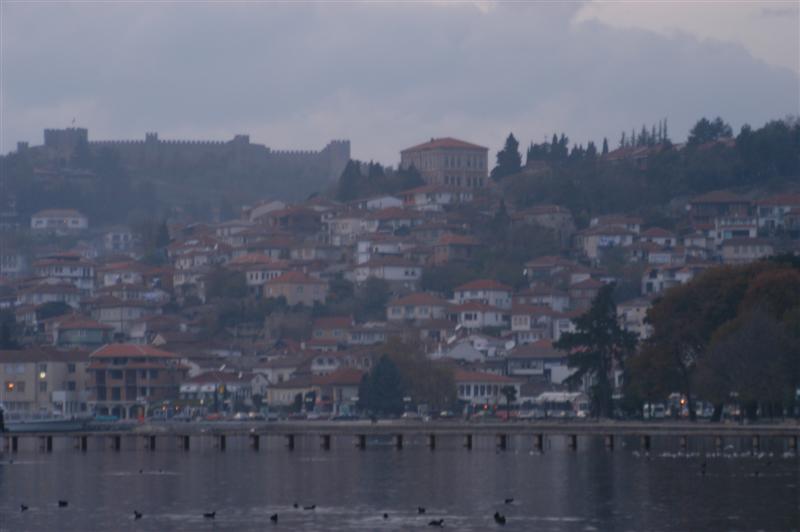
[395,434,403,450]
[641,435,651,451]
[464,434,473,450]
[356,434,366,450]
[427,434,436,450]
[250,434,260,451]
[287,434,295,451]
[321,434,331,450]
[568,434,577,451]
[497,434,507,451]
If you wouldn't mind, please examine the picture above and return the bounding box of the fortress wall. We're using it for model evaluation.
[31,128,350,181]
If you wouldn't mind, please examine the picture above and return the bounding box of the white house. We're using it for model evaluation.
[454,370,522,406]
[386,292,449,322]
[451,302,507,330]
[353,257,422,289]
[31,209,88,232]
[453,279,513,309]
[506,340,572,384]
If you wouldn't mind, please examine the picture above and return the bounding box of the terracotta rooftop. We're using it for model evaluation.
[402,137,488,152]
[389,292,449,307]
[90,344,178,359]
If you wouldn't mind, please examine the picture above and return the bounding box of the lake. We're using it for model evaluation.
[1,434,797,531]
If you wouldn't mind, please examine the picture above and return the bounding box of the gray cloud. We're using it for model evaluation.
[2,2,798,164]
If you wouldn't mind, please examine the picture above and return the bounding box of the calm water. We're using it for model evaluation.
[0,434,798,531]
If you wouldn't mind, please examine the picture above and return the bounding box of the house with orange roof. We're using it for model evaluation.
[506,340,571,384]
[87,343,188,419]
[48,314,113,348]
[386,292,449,322]
[399,184,475,211]
[756,193,800,231]
[400,137,488,188]
[453,370,521,406]
[433,233,480,264]
[263,271,328,306]
[450,301,508,330]
[353,257,422,289]
[30,208,88,232]
[453,279,513,309]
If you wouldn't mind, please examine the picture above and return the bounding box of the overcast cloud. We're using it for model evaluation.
[1,1,798,164]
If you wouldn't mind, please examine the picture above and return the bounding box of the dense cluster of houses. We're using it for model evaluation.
[1,137,798,420]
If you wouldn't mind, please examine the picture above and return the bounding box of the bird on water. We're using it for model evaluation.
[203,511,216,519]
[418,507,426,514]
[270,513,278,523]
[428,518,445,527]
[494,511,507,525]
[20,504,28,512]
[133,510,143,520]
[58,500,68,508]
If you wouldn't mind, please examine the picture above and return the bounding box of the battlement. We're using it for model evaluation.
[26,127,350,183]
[271,149,322,156]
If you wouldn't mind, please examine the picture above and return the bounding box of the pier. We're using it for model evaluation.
[2,421,797,453]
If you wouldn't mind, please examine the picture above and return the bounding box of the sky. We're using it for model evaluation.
[1,1,798,165]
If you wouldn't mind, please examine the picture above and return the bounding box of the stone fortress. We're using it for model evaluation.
[18,128,350,182]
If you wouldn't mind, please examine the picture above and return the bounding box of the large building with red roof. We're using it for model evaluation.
[400,137,488,188]
[87,344,188,419]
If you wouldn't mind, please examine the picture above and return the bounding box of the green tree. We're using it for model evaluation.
[555,284,637,418]
[336,160,363,201]
[205,267,248,301]
[355,278,391,322]
[382,339,457,413]
[501,385,517,418]
[602,138,609,155]
[0,310,20,349]
[696,310,798,419]
[37,301,72,320]
[358,355,406,416]
[491,133,522,181]
[688,117,733,146]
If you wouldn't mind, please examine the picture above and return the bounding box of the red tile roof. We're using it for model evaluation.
[389,292,449,307]
[455,279,512,292]
[402,137,488,152]
[90,344,178,359]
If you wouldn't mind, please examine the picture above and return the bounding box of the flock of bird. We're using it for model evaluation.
[17,496,517,527]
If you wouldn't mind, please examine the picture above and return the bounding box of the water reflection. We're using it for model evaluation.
[0,436,797,531]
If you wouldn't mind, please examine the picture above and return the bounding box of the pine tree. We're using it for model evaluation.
[586,141,597,159]
[619,132,626,149]
[491,133,522,181]
[602,138,609,155]
[554,284,637,418]
[336,160,363,201]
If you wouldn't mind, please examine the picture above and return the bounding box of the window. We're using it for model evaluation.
[38,363,47,373]
[149,370,159,379]
[67,381,76,391]
[111,387,121,401]
[110,370,123,380]
[39,381,47,392]
[16,381,25,393]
